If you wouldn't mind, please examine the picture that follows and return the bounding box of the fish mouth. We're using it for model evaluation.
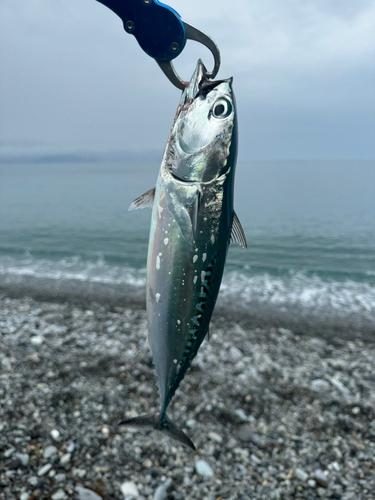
[184,59,232,101]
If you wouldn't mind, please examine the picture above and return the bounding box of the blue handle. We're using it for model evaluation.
[96,0,186,61]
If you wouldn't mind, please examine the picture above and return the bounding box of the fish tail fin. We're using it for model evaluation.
[160,414,196,451]
[119,412,196,451]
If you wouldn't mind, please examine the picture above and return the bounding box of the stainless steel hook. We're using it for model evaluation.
[157,21,221,90]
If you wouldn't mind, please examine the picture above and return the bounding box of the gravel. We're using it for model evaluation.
[294,467,309,482]
[120,481,139,499]
[195,460,214,477]
[1,294,375,499]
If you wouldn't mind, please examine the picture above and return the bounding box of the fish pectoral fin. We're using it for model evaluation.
[119,413,196,451]
[187,190,200,240]
[230,211,247,249]
[128,187,155,211]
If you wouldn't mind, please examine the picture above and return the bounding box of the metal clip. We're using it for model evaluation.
[157,22,221,90]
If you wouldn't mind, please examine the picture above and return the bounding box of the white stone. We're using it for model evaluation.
[67,442,75,453]
[227,437,237,449]
[45,325,68,335]
[20,493,30,500]
[208,432,223,444]
[328,461,340,472]
[314,469,328,486]
[54,473,66,483]
[229,346,242,361]
[234,408,248,422]
[60,453,71,466]
[251,454,262,465]
[76,486,102,500]
[31,335,44,346]
[51,489,67,500]
[72,468,87,478]
[4,447,15,458]
[18,453,29,466]
[183,477,192,486]
[311,379,330,392]
[164,238,169,245]
[28,476,39,486]
[38,464,52,476]
[120,481,139,499]
[330,378,349,396]
[295,467,309,482]
[153,478,172,500]
[43,445,58,459]
[195,460,214,477]
[1,357,11,371]
[307,479,317,487]
[278,328,293,337]
[51,429,60,440]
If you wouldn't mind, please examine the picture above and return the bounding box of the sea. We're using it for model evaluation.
[0,158,374,336]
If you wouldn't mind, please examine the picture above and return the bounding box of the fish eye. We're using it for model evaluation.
[212,98,232,119]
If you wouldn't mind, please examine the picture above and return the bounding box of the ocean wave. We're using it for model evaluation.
[220,271,375,319]
[0,255,146,288]
[1,255,374,322]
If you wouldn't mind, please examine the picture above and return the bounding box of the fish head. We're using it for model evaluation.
[166,60,237,184]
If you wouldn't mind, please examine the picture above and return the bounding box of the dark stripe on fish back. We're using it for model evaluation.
[163,255,218,411]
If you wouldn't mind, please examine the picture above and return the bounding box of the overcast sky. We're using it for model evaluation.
[0,0,374,160]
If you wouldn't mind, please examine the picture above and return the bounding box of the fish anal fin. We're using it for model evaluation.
[230,211,247,249]
[128,187,155,211]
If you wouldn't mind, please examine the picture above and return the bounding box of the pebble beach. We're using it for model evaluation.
[1,293,374,500]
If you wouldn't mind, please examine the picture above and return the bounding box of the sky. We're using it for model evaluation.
[0,0,374,161]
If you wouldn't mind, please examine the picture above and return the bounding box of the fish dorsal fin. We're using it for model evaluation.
[230,212,247,249]
[128,188,155,211]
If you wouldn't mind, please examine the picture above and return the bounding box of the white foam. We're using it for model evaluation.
[0,255,146,288]
[219,270,375,318]
[1,255,374,322]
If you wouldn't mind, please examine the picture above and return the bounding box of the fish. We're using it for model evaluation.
[121,60,246,450]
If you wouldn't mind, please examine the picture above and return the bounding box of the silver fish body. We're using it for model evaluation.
[123,60,246,449]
